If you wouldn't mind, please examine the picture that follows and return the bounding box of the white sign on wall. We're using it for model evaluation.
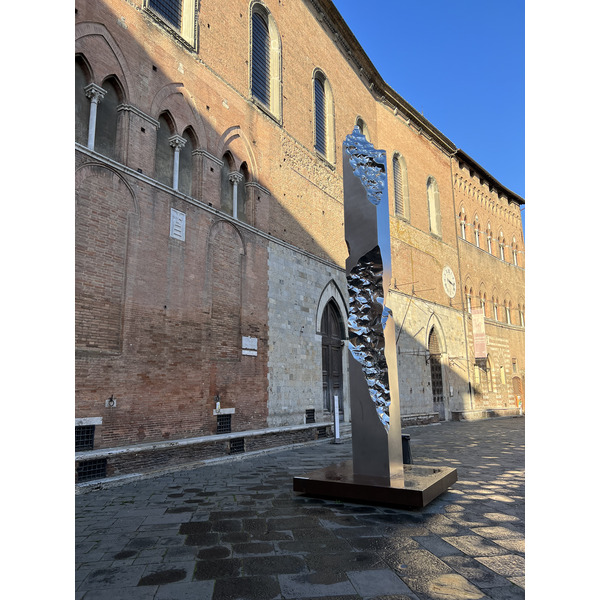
[242,336,258,356]
[170,208,186,241]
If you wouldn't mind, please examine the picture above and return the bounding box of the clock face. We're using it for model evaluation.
[442,266,456,298]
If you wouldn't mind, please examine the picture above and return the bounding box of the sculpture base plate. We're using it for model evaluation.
[293,461,457,509]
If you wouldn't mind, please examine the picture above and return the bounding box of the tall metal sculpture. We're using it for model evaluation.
[294,128,457,507]
[342,127,403,484]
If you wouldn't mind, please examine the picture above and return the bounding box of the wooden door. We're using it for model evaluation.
[321,301,344,420]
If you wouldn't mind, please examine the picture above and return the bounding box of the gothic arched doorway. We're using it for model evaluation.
[321,300,344,420]
[512,376,524,413]
[428,326,445,421]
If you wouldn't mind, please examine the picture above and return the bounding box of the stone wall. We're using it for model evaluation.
[266,242,348,427]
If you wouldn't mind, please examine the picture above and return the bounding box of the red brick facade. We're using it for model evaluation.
[75,0,524,481]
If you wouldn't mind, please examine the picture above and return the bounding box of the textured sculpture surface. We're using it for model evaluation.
[343,127,404,481]
[346,246,391,432]
[343,128,394,433]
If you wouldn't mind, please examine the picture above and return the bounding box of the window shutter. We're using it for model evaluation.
[252,12,270,106]
[314,77,326,155]
[393,157,404,217]
[149,0,182,29]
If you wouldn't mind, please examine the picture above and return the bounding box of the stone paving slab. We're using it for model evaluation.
[76,417,525,599]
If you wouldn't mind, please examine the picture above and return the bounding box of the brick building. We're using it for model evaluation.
[75,0,524,483]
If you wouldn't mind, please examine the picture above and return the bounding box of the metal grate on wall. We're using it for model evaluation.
[217,413,232,434]
[305,409,316,424]
[230,438,245,454]
[317,426,328,439]
[75,425,95,451]
[77,458,107,483]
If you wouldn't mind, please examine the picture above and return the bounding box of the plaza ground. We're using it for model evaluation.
[76,417,525,600]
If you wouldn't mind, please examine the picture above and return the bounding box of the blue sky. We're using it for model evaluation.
[332,0,525,203]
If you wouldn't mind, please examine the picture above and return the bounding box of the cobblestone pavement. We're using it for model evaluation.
[75,417,525,600]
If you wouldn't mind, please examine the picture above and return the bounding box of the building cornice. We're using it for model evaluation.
[455,149,524,206]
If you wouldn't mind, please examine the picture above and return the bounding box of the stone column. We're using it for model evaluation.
[228,171,244,220]
[84,83,106,151]
[169,134,187,191]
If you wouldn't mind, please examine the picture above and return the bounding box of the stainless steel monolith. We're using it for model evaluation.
[343,127,404,484]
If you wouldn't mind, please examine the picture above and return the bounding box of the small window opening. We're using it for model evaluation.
[75,425,95,452]
[77,459,107,483]
[230,438,245,454]
[217,413,232,434]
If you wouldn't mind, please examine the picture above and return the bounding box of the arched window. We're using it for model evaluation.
[238,162,250,224]
[428,327,444,408]
[512,237,519,266]
[519,305,525,327]
[427,177,441,237]
[459,209,467,239]
[314,75,327,156]
[75,56,92,146]
[487,224,493,253]
[393,153,409,219]
[155,112,175,187]
[251,9,270,106]
[220,153,235,216]
[466,288,472,314]
[505,301,512,325]
[220,154,249,223]
[356,117,370,141]
[251,4,281,118]
[146,1,197,49]
[178,127,196,197]
[148,0,181,29]
[95,77,122,160]
[493,298,499,321]
[473,216,480,248]
[498,233,506,261]
[313,70,334,163]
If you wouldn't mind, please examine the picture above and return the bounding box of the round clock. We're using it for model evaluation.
[442,266,457,298]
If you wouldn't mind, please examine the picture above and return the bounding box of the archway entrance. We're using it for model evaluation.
[512,376,524,413]
[321,300,344,420]
[428,326,445,421]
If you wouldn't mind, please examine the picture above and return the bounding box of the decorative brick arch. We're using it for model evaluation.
[150,84,208,149]
[205,220,246,362]
[75,163,139,353]
[216,125,258,182]
[75,22,131,101]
